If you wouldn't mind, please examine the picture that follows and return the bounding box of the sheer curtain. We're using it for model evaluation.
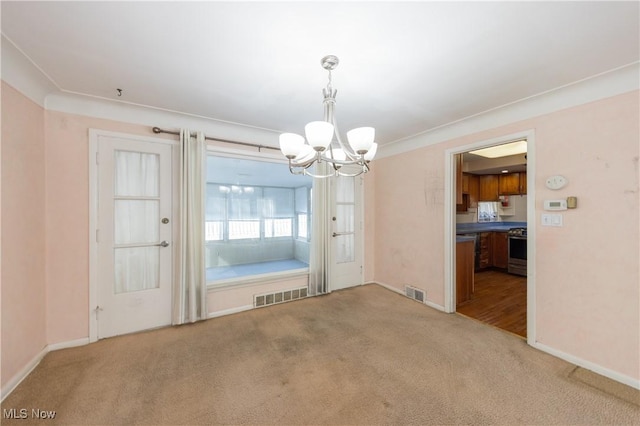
[173,129,208,324]
[113,151,161,294]
[308,163,330,295]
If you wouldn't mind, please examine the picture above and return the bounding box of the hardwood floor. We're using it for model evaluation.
[456,269,527,338]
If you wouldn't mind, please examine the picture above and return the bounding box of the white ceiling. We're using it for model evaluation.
[2,2,639,147]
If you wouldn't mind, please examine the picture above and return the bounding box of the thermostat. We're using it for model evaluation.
[545,175,567,190]
[544,199,567,211]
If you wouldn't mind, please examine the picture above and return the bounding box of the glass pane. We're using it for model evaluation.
[265,218,292,238]
[114,151,159,197]
[114,247,159,294]
[206,184,227,220]
[297,214,308,239]
[114,200,159,244]
[295,187,309,213]
[336,234,354,263]
[336,176,354,203]
[262,188,294,218]
[336,205,354,232]
[228,220,260,240]
[228,190,259,220]
[205,221,223,241]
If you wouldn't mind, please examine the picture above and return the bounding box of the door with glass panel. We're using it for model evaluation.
[97,137,173,338]
[330,175,363,291]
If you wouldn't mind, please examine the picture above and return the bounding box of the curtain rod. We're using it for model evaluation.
[152,127,280,152]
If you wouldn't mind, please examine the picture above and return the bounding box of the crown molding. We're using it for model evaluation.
[45,91,281,147]
[1,34,59,107]
[378,62,640,159]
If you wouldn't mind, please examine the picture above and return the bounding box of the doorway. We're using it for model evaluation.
[90,131,178,341]
[445,131,536,344]
[329,174,364,291]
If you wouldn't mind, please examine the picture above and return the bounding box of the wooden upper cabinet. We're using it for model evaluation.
[479,175,500,201]
[467,174,479,208]
[499,173,521,195]
[519,172,527,194]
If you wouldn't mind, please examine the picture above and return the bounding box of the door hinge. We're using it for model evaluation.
[95,152,99,165]
[95,229,99,243]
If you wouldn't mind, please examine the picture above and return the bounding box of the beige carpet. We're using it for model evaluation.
[2,284,639,425]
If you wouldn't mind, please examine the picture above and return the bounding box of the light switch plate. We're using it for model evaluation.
[541,213,563,227]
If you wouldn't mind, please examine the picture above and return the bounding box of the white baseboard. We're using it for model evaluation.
[1,337,92,402]
[374,280,404,295]
[48,337,90,352]
[1,345,48,403]
[207,304,254,319]
[373,281,446,312]
[532,342,640,390]
[424,299,446,312]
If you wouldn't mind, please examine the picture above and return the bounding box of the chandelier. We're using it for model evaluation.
[278,55,377,178]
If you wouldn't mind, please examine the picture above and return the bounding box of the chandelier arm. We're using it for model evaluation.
[333,120,359,161]
[335,162,369,178]
[289,158,316,171]
[301,169,337,179]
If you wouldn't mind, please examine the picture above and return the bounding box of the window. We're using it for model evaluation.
[263,187,294,238]
[295,186,310,240]
[205,155,312,283]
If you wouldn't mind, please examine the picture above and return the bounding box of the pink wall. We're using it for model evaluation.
[373,90,639,381]
[44,110,313,342]
[363,170,376,283]
[1,83,47,388]
[44,111,165,344]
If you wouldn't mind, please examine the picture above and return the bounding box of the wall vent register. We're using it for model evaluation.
[254,287,308,308]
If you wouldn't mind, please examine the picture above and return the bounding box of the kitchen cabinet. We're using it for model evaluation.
[491,232,508,269]
[478,232,492,270]
[499,172,527,195]
[519,172,527,194]
[499,173,521,195]
[467,174,479,208]
[456,154,463,204]
[457,173,479,213]
[479,175,500,201]
[456,239,475,306]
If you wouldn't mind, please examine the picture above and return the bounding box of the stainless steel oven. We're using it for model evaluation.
[507,227,527,276]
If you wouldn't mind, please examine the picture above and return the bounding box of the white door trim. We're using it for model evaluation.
[444,129,536,345]
[88,129,178,343]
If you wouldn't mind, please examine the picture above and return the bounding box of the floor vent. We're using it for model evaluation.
[255,287,308,308]
[405,285,426,303]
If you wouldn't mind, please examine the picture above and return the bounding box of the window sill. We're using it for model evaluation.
[207,268,309,291]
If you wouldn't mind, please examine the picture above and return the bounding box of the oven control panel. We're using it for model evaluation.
[508,228,527,237]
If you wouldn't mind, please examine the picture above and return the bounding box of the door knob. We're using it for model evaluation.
[162,218,170,224]
[157,241,169,247]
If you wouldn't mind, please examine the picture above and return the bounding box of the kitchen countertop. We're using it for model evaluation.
[456,235,477,243]
[456,222,527,234]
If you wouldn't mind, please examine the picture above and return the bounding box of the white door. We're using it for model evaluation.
[330,174,363,291]
[96,136,174,338]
